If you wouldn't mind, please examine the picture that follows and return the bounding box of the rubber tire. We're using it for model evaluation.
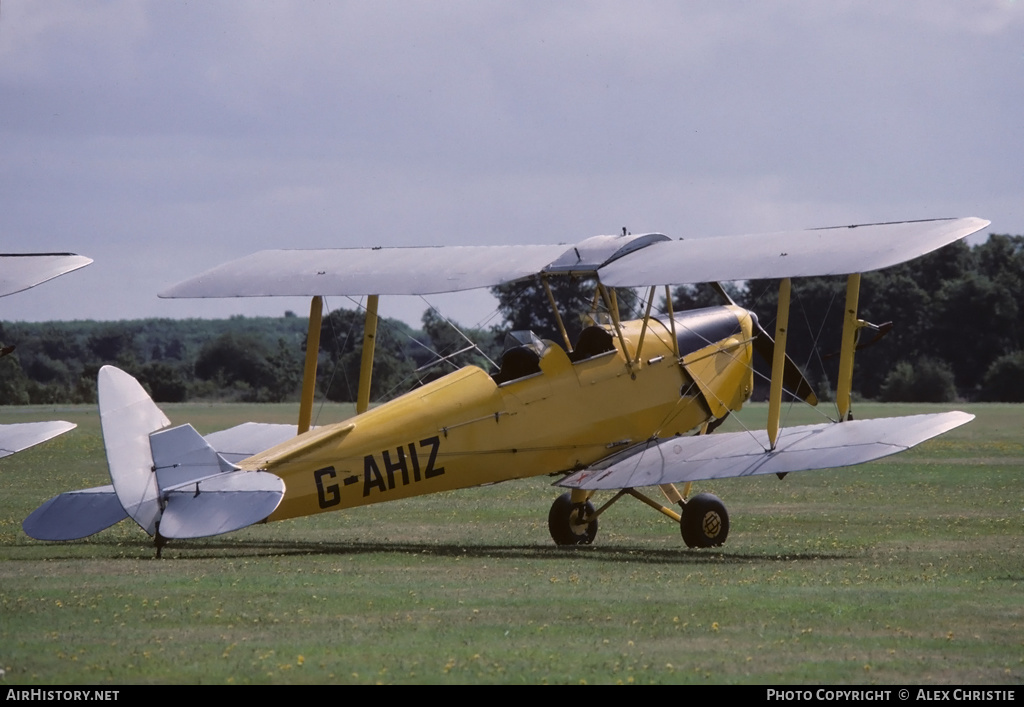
[681,492,729,548]
[548,492,598,546]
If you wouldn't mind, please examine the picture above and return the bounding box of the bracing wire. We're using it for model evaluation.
[332,292,511,406]
[418,295,499,370]
[308,296,361,428]
[652,283,839,451]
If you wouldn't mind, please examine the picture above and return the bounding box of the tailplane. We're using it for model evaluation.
[24,366,286,547]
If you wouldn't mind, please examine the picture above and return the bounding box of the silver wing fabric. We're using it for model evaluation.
[160,245,570,297]
[558,412,974,490]
[202,422,301,464]
[599,218,989,287]
[22,485,128,541]
[0,421,76,459]
[160,218,989,298]
[0,253,92,298]
[0,254,91,460]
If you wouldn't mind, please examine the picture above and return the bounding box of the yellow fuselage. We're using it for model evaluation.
[242,306,756,522]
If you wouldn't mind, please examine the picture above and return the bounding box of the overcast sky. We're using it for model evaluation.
[1,1,1021,328]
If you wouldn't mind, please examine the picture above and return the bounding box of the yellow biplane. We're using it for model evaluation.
[24,218,989,553]
[0,253,92,458]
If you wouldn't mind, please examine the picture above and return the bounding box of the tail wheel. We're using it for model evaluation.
[681,492,729,548]
[548,492,598,546]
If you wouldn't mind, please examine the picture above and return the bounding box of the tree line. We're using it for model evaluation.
[1,234,1021,405]
[0,308,500,406]
[669,233,1024,403]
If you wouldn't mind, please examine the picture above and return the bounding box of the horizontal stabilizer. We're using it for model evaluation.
[203,422,300,464]
[23,485,128,541]
[559,412,973,490]
[0,421,76,459]
[158,471,286,539]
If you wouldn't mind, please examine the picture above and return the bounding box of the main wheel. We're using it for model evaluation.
[680,492,729,548]
[548,492,598,546]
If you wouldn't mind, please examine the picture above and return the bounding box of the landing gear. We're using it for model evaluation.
[545,487,728,548]
[154,524,168,559]
[548,492,598,545]
[680,492,729,548]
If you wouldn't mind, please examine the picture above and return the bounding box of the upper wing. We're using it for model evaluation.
[160,245,570,297]
[159,219,988,298]
[558,412,973,490]
[0,253,92,298]
[598,218,990,287]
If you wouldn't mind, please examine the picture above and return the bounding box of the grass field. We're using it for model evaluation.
[0,400,1021,685]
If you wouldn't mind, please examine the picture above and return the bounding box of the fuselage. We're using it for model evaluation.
[240,305,756,522]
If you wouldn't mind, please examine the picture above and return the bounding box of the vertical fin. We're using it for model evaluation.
[98,366,171,536]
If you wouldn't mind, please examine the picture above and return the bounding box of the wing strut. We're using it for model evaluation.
[836,274,861,422]
[356,295,380,414]
[767,278,791,449]
[664,285,680,359]
[297,296,323,434]
[633,286,657,365]
[541,275,574,353]
[597,282,635,378]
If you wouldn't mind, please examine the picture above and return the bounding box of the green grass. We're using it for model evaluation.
[0,402,1022,684]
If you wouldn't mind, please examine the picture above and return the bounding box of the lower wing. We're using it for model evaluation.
[558,412,973,490]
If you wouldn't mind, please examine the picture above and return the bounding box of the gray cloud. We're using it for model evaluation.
[1,1,1020,325]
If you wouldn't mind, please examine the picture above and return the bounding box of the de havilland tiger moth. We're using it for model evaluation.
[23,217,989,554]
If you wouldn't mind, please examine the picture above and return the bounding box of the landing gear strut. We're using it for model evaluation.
[548,492,598,545]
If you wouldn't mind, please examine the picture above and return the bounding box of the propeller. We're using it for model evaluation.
[709,282,819,406]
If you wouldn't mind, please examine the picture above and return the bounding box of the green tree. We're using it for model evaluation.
[193,332,297,402]
[898,238,975,296]
[667,282,743,311]
[878,357,957,402]
[138,361,190,403]
[742,276,849,399]
[979,351,1024,402]
[316,308,416,403]
[974,234,1024,347]
[87,326,136,364]
[0,355,30,405]
[931,273,1018,392]
[415,309,499,383]
[491,276,639,349]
